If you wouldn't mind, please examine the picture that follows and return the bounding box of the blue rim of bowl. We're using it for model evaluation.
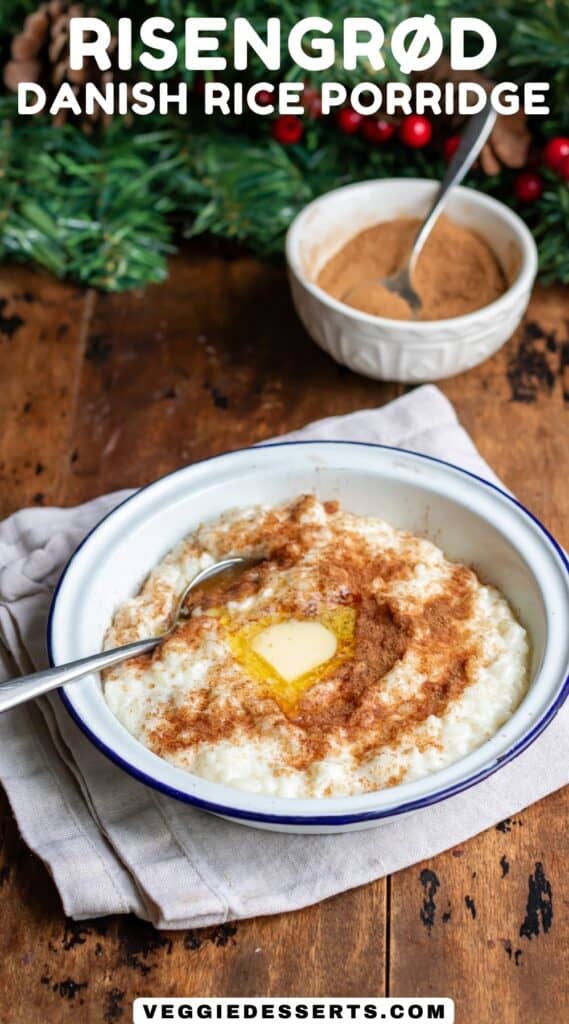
[49,441,569,827]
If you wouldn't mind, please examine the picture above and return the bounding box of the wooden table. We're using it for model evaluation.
[0,244,567,1023]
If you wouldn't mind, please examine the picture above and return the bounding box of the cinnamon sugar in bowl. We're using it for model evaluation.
[286,178,538,382]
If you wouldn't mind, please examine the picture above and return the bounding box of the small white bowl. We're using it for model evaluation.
[48,442,569,834]
[285,179,538,382]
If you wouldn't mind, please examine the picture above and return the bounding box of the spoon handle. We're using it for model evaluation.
[409,99,497,277]
[0,637,158,714]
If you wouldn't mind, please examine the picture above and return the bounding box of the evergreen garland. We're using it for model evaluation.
[0,0,568,292]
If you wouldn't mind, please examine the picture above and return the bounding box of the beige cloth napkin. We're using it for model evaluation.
[0,385,567,928]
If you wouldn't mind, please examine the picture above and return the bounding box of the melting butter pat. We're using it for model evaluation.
[250,620,337,683]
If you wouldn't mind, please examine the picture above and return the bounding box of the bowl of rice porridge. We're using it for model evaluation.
[48,442,569,833]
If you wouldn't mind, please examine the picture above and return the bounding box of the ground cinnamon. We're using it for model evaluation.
[316,214,507,321]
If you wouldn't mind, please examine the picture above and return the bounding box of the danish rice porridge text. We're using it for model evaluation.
[103,496,530,798]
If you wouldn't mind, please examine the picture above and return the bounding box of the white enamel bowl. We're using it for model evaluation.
[49,442,569,833]
[285,179,538,382]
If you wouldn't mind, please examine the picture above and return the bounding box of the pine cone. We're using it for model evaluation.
[413,57,531,175]
[3,0,116,129]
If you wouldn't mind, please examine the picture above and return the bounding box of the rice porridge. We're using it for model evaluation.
[103,495,530,798]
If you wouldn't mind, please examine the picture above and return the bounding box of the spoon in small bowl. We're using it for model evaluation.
[341,98,497,316]
[0,555,263,714]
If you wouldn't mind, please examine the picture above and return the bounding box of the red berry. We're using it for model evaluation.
[443,135,461,162]
[399,114,432,149]
[303,86,322,119]
[256,88,274,107]
[514,170,544,203]
[336,107,364,134]
[361,117,395,144]
[271,115,304,146]
[543,136,569,172]
[558,154,569,181]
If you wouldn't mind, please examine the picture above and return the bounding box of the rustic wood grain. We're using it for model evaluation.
[389,788,567,1022]
[0,246,567,1024]
[0,266,92,518]
[442,285,569,516]
[62,245,402,505]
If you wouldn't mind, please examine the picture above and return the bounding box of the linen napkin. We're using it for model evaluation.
[0,384,567,928]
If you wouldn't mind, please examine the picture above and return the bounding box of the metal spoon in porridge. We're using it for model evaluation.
[0,555,263,713]
[341,99,497,315]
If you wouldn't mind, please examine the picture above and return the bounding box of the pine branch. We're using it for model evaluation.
[0,106,180,290]
[0,1,568,289]
[179,136,312,253]
[528,177,569,284]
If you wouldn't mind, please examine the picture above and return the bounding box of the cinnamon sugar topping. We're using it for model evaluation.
[103,495,529,798]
